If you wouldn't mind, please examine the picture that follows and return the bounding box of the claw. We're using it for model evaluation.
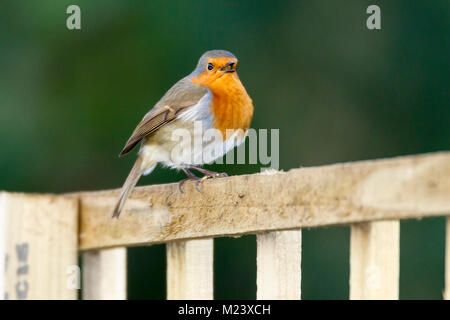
[179,177,203,193]
[195,180,204,193]
[178,179,188,193]
[195,175,213,193]
[179,168,202,193]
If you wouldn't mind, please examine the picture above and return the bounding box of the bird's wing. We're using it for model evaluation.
[119,77,208,156]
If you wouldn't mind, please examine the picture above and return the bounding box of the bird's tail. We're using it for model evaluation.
[112,156,146,218]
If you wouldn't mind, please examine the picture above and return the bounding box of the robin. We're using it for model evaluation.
[112,50,254,218]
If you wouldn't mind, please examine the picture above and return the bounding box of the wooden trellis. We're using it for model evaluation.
[1,152,449,299]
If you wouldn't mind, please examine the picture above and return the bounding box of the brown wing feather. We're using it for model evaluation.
[119,76,208,156]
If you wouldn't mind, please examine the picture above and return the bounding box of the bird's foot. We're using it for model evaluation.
[179,167,228,193]
[190,166,228,192]
[178,177,203,193]
[188,166,228,178]
[179,168,203,193]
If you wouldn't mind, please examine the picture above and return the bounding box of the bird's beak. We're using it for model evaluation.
[220,61,236,73]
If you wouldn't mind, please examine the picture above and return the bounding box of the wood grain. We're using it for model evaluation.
[350,221,400,299]
[75,152,450,250]
[257,230,302,299]
[445,217,450,300]
[82,248,127,300]
[0,193,78,299]
[166,239,213,300]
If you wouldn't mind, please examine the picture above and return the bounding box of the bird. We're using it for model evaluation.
[112,50,254,218]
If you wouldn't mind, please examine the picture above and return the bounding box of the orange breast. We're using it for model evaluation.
[207,73,254,139]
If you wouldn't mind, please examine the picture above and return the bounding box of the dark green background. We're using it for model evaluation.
[1,1,449,299]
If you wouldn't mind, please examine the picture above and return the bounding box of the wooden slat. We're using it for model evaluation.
[257,230,302,299]
[0,192,78,300]
[166,239,213,300]
[0,193,6,299]
[82,248,127,300]
[350,221,400,299]
[445,217,450,300]
[75,152,450,250]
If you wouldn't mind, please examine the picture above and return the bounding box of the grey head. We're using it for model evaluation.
[191,50,237,76]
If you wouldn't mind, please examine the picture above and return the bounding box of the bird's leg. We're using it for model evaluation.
[184,165,229,192]
[179,168,203,193]
[179,166,228,193]
[187,165,228,178]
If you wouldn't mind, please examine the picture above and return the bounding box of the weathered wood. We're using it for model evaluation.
[0,192,78,300]
[0,193,6,299]
[257,230,302,299]
[350,221,400,300]
[75,152,450,250]
[82,248,127,300]
[445,218,450,300]
[166,239,213,300]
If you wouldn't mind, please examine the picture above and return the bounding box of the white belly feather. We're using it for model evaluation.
[140,90,246,174]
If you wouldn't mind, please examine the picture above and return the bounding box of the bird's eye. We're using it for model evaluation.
[207,63,214,71]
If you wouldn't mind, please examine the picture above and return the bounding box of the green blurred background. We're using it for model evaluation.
[1,0,449,299]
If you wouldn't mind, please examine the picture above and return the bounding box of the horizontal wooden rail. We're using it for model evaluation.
[1,151,450,300]
[75,151,450,250]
